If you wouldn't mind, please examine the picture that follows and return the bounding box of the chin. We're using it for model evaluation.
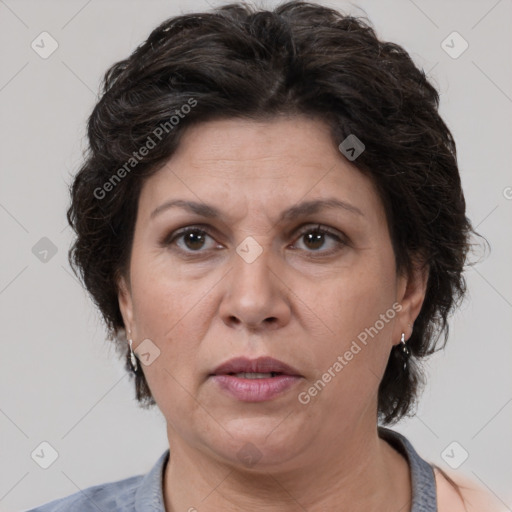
[207,416,308,470]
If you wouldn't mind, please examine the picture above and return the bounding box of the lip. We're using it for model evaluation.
[209,357,303,402]
[212,356,302,377]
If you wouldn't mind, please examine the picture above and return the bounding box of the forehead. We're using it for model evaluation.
[137,116,384,226]
[169,116,341,174]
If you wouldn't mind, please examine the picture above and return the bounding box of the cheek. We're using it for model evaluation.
[320,260,396,341]
[130,268,208,426]
[128,260,209,387]
[304,255,397,398]
[130,254,201,337]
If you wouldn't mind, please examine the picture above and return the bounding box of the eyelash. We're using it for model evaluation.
[162,224,347,258]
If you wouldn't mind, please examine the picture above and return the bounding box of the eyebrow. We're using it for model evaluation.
[150,197,364,222]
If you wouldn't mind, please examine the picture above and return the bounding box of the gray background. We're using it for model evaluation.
[1,0,511,510]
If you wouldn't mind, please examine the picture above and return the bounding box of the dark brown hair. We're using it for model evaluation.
[67,0,484,424]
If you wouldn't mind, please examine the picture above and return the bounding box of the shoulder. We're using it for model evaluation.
[434,467,507,512]
[26,474,142,512]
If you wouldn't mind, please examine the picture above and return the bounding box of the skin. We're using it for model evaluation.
[435,469,507,512]
[118,116,429,512]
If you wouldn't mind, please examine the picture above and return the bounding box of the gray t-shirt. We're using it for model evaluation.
[379,426,437,512]
[27,427,437,511]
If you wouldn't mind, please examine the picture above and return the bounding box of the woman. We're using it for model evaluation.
[29,1,502,511]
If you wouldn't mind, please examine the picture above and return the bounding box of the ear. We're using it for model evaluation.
[392,257,429,345]
[117,272,135,338]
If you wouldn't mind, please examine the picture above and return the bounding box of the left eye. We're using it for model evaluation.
[291,225,346,254]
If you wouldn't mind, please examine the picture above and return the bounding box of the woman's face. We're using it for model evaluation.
[118,116,427,470]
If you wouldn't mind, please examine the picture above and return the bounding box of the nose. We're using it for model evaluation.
[219,242,291,332]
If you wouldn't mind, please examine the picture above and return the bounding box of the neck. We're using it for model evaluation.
[163,425,412,512]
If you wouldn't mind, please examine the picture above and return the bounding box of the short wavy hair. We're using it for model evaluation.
[67,0,482,424]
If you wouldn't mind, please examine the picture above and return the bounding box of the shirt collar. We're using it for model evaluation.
[134,429,436,512]
[134,448,170,511]
[378,426,437,512]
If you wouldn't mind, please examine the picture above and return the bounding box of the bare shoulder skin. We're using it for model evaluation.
[435,468,507,512]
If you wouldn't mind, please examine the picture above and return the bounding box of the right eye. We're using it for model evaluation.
[163,226,221,254]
